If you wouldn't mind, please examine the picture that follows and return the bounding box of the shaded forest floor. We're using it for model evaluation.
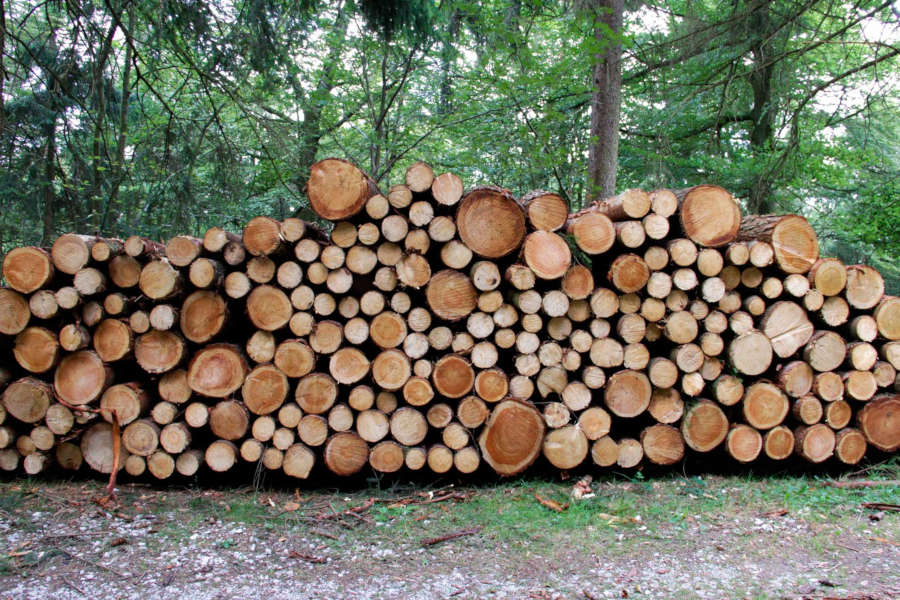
[0,467,898,600]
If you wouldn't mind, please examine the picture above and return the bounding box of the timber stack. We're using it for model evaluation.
[0,157,898,482]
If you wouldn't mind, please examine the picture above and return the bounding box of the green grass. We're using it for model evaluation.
[0,459,897,556]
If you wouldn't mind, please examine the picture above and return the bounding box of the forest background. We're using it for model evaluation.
[1,0,898,289]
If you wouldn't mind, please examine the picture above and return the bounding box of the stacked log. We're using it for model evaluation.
[0,156,898,483]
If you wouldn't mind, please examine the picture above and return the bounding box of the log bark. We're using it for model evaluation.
[738,215,819,274]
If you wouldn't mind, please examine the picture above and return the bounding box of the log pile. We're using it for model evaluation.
[0,157,898,483]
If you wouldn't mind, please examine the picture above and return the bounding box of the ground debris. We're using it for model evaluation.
[420,526,482,546]
[535,493,569,512]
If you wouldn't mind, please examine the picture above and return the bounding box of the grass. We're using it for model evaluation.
[0,458,897,558]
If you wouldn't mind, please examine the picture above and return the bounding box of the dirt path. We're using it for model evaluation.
[0,476,897,599]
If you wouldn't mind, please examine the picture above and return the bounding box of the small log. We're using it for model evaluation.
[295,372,338,414]
[681,400,729,452]
[187,344,247,398]
[122,419,160,456]
[139,260,182,301]
[307,158,377,220]
[844,265,884,310]
[518,190,568,231]
[205,440,238,472]
[795,424,835,463]
[100,383,149,426]
[426,269,478,321]
[189,258,225,289]
[834,428,867,465]
[608,253,650,293]
[165,235,202,267]
[202,226,240,253]
[176,449,204,476]
[760,301,813,358]
[603,370,651,418]
[2,247,54,294]
[777,361,814,398]
[0,289,30,336]
[857,395,900,452]
[728,330,773,376]
[390,406,428,446]
[246,285,293,331]
[803,331,846,372]
[14,326,59,374]
[641,424,685,465]
[763,425,795,460]
[283,444,315,479]
[824,399,852,429]
[542,425,588,469]
[81,422,127,474]
[432,172,464,206]
[51,234,95,274]
[726,424,763,463]
[807,258,846,296]
[134,330,186,374]
[324,432,369,476]
[743,381,789,429]
[567,212,615,255]
[209,400,249,441]
[242,364,289,415]
[54,351,111,406]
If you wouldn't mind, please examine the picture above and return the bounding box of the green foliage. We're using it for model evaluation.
[0,0,897,290]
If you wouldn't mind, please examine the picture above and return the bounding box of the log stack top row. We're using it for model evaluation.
[0,156,898,483]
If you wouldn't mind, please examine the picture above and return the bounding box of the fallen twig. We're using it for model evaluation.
[861,502,900,512]
[823,480,900,489]
[535,493,569,512]
[289,550,325,563]
[420,526,482,547]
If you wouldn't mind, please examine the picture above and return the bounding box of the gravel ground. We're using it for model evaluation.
[0,480,897,599]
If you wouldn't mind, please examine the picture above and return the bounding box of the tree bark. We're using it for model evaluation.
[587,0,624,201]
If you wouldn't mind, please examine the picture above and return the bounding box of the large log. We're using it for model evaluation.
[676,185,742,248]
[479,400,545,476]
[857,395,900,452]
[518,190,568,232]
[456,186,526,258]
[307,158,377,220]
[187,344,247,398]
[2,247,54,294]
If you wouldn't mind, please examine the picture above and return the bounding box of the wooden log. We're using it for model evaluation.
[608,254,649,293]
[845,265,884,310]
[542,425,588,469]
[295,372,337,414]
[518,190,568,231]
[307,158,377,220]
[479,400,545,476]
[202,226,240,253]
[432,172,464,207]
[51,234,95,274]
[45,403,74,435]
[725,424,763,463]
[641,424,685,465]
[209,400,249,441]
[728,330,773,376]
[426,269,478,321]
[0,288,30,336]
[81,423,127,474]
[134,330,186,374]
[53,351,111,406]
[603,370,651,418]
[390,406,427,446]
[456,186,525,258]
[738,214,819,273]
[587,189,651,220]
[124,236,165,259]
[187,344,247,398]
[405,160,434,192]
[795,424,835,463]
[807,258,846,296]
[616,438,643,468]
[323,432,368,476]
[13,326,59,374]
[139,260,182,301]
[675,185,741,247]
[833,428,867,465]
[179,291,227,344]
[432,354,475,399]
[370,349,411,392]
[857,395,900,451]
[567,212,615,255]
[681,400,729,452]
[241,364,289,416]
[824,399,853,429]
[2,247,54,294]
[205,440,238,472]
[759,301,813,358]
[873,297,900,341]
[803,331,846,372]
[743,381,789,430]
[99,383,149,426]
[522,231,571,280]
[165,235,202,267]
[777,361,814,398]
[763,425,795,460]
[122,419,160,456]
[2,377,51,423]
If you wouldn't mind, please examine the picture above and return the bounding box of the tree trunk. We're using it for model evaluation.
[587,0,624,201]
